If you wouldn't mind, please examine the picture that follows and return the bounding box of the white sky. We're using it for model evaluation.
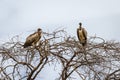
[0,0,120,79]
[0,0,120,43]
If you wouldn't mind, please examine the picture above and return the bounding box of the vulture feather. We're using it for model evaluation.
[77,23,87,46]
[23,28,42,48]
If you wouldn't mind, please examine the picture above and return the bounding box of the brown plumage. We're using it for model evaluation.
[23,28,42,48]
[77,22,87,46]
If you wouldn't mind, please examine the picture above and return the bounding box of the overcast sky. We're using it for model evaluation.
[0,0,120,43]
[0,0,120,79]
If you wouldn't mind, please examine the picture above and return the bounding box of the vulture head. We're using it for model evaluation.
[79,22,82,29]
[38,28,42,32]
[37,28,42,35]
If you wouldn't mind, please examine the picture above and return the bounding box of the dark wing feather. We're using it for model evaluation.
[82,28,87,40]
[77,28,81,41]
[23,41,33,48]
[81,28,87,46]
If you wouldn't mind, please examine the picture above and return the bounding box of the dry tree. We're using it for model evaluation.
[0,28,120,80]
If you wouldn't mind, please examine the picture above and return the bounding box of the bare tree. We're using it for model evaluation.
[0,28,120,80]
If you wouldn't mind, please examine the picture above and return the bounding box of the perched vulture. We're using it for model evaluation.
[23,28,42,48]
[77,22,87,46]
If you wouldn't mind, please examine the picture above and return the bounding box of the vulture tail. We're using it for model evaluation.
[23,42,31,48]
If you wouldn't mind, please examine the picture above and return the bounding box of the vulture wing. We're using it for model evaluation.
[77,28,81,41]
[23,32,41,48]
[82,28,87,40]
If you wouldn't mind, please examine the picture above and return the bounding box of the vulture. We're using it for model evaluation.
[23,28,42,48]
[77,22,87,46]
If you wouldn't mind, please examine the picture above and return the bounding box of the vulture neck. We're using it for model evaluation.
[79,26,82,30]
[38,31,41,35]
